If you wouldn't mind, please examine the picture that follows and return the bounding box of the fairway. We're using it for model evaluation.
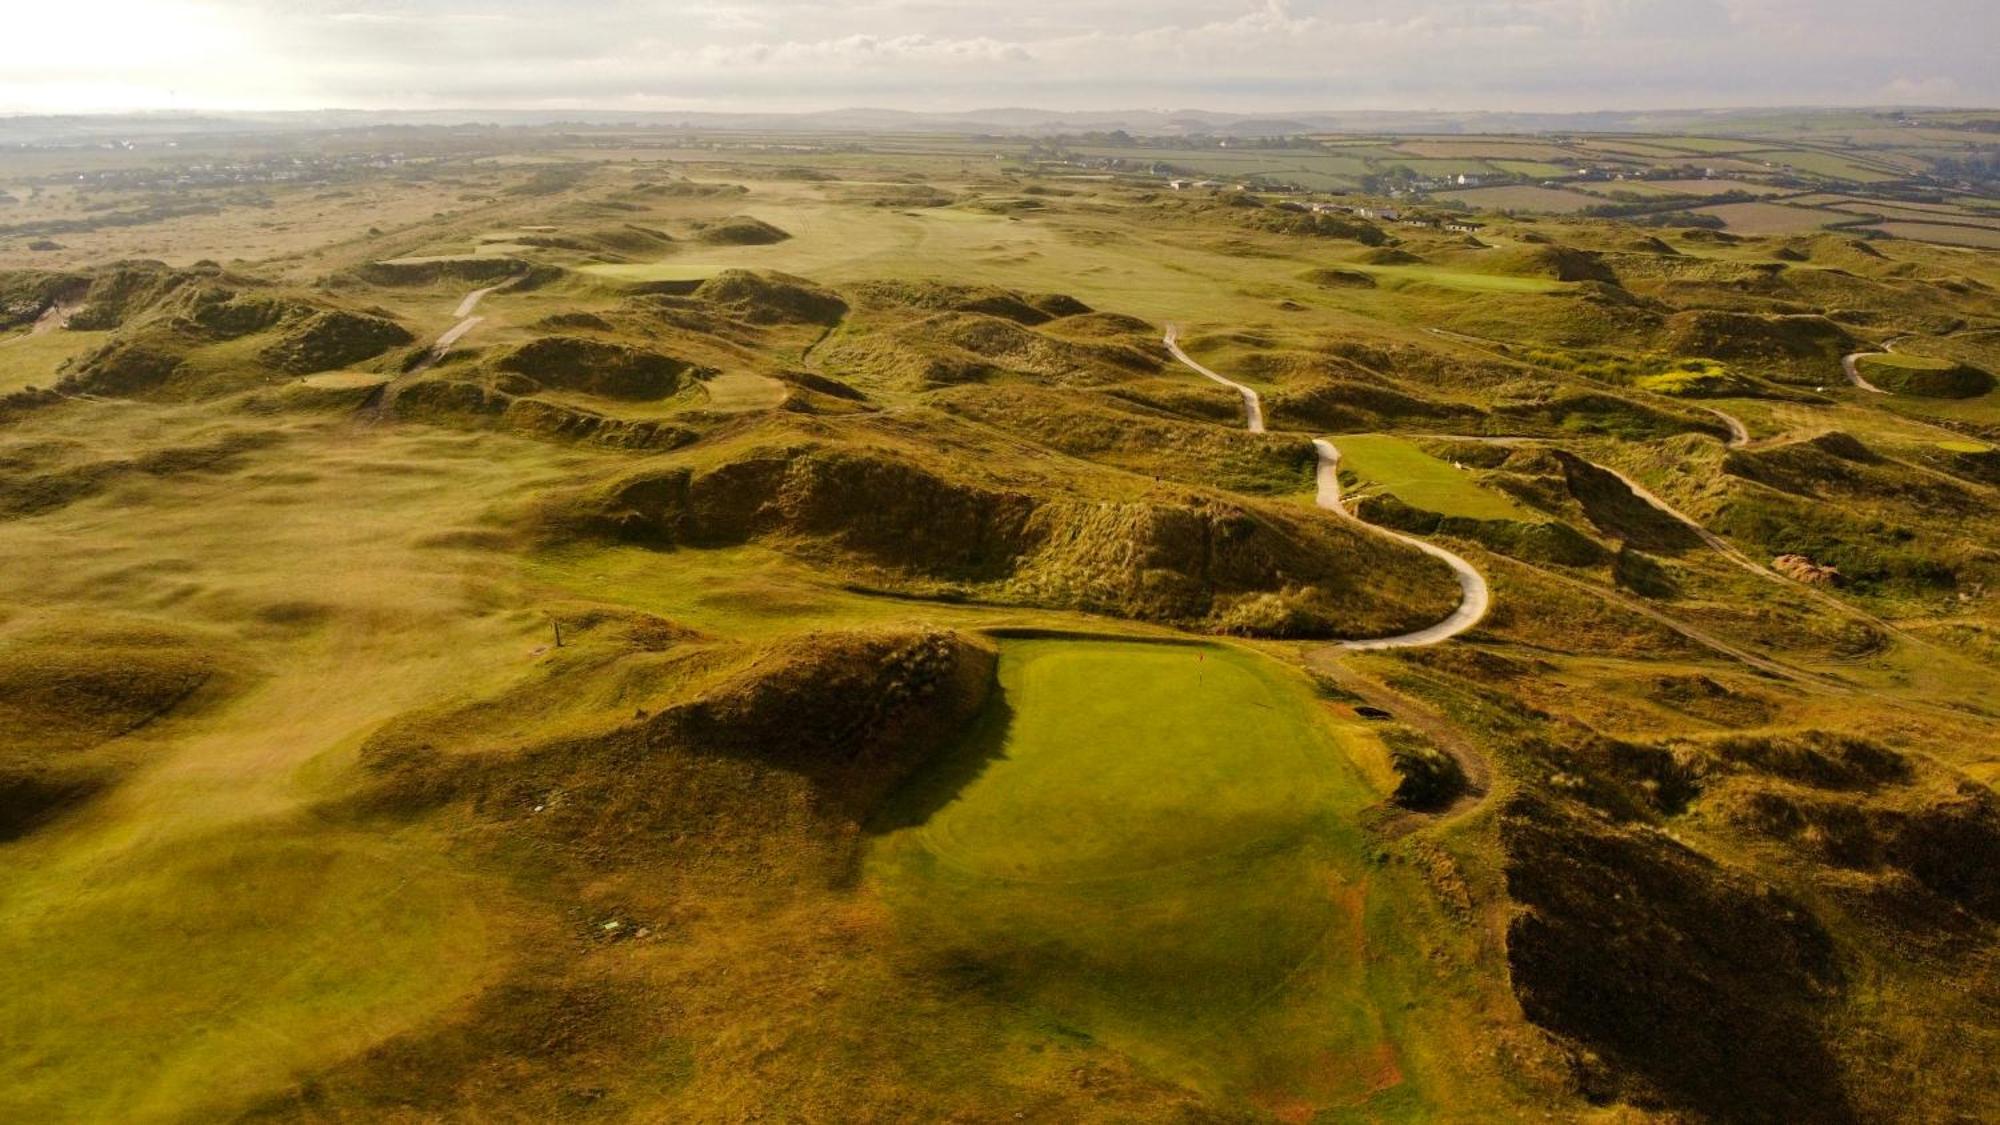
[0,832,493,1121]
[866,639,1420,1112]
[1331,433,1535,521]
[1352,262,1566,294]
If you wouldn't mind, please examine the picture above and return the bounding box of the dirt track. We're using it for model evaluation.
[367,276,519,416]
[1706,407,1750,448]
[1164,327,1264,433]
[1842,351,1889,394]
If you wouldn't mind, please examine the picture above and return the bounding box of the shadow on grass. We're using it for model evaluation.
[866,689,1016,835]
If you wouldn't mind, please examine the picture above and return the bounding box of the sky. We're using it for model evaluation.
[2,0,1994,115]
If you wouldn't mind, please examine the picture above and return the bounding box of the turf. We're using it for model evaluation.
[0,831,496,1121]
[0,327,112,393]
[865,638,1424,1113]
[1344,262,1567,294]
[1331,433,1537,521]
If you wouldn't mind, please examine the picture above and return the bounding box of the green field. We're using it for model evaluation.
[1857,352,1995,398]
[1350,262,1567,294]
[1437,184,1603,214]
[1693,200,1841,235]
[0,327,112,393]
[1862,352,1958,372]
[0,831,494,1120]
[865,638,1426,1113]
[1330,434,1536,521]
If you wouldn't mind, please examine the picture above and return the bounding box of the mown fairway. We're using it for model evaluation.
[866,639,1426,1115]
[1332,433,1535,521]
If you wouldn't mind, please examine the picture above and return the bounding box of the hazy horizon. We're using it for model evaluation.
[4,0,1994,117]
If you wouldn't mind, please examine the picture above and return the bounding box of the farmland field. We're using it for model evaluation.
[1579,178,1792,198]
[1693,200,1842,234]
[1437,184,1604,212]
[1871,220,2000,249]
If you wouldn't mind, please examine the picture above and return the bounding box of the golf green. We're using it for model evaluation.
[866,639,1412,1110]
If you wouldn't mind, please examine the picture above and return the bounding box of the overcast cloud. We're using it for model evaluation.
[2,0,1993,114]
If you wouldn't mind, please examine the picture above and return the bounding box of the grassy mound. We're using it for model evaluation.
[1479,244,1617,283]
[572,440,1457,637]
[0,429,282,519]
[523,224,674,259]
[1623,235,1679,255]
[1039,310,1151,340]
[1300,267,1378,289]
[1249,209,1388,244]
[33,274,419,395]
[1720,432,1976,521]
[0,622,221,840]
[1698,731,2000,926]
[63,261,188,330]
[933,384,1314,494]
[494,336,700,400]
[692,270,847,326]
[1663,311,1854,384]
[60,338,185,397]
[1271,377,1485,432]
[0,269,89,330]
[691,216,791,246]
[1857,352,1994,398]
[1710,487,1963,594]
[0,625,215,754]
[1632,358,1754,397]
[1500,389,1724,441]
[1503,794,1851,1122]
[361,623,998,849]
[849,279,1089,326]
[391,379,698,450]
[354,256,530,287]
[161,284,303,341]
[822,311,1157,391]
[1659,730,2000,1119]
[1553,452,1704,552]
[260,309,413,374]
[1721,431,1883,498]
[931,313,1155,377]
[1516,346,1799,402]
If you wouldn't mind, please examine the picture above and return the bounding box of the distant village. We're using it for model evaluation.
[1011,142,1759,231]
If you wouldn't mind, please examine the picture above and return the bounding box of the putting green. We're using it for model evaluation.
[866,639,1417,1112]
[1333,433,1535,522]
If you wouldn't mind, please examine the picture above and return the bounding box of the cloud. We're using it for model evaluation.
[2,0,1996,113]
